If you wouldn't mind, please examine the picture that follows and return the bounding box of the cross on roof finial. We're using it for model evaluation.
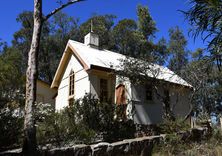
[91,20,93,33]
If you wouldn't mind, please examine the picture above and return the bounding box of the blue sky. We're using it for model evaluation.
[0,0,208,51]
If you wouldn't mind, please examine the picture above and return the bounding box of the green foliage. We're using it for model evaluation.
[71,94,136,142]
[0,108,23,151]
[153,127,222,156]
[168,26,189,75]
[105,120,136,142]
[9,6,168,83]
[36,103,96,146]
[79,15,116,50]
[0,43,25,151]
[39,12,79,83]
[183,0,222,70]
[72,94,115,132]
[196,111,211,124]
[12,11,79,83]
[158,118,190,134]
[1,3,221,150]
[37,94,136,146]
[113,19,145,57]
[137,4,157,39]
[154,37,169,65]
[183,53,221,114]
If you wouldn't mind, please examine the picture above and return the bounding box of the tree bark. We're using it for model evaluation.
[22,0,82,154]
[22,0,42,155]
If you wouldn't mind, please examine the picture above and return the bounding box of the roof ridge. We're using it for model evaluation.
[69,39,126,57]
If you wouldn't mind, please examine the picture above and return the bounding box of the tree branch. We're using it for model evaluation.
[43,0,84,22]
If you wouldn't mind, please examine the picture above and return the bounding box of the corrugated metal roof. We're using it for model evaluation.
[68,40,192,87]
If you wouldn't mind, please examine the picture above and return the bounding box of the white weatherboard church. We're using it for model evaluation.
[38,31,193,125]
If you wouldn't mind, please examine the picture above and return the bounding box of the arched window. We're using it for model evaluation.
[69,70,75,96]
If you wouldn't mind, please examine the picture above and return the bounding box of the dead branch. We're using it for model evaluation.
[43,0,84,22]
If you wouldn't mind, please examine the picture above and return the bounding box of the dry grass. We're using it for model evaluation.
[152,128,222,156]
[153,144,222,156]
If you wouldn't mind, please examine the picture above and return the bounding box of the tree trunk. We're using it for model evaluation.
[22,0,42,155]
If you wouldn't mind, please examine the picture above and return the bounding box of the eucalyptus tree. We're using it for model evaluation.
[113,19,145,57]
[79,15,116,49]
[183,0,222,71]
[182,49,221,115]
[0,47,24,149]
[136,4,169,62]
[137,4,157,40]
[23,0,83,155]
[168,26,189,75]
[39,12,79,83]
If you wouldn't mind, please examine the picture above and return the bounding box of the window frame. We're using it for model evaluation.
[69,70,75,98]
[100,78,108,102]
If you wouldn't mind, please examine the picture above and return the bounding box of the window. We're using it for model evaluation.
[145,85,153,101]
[100,78,108,102]
[69,70,75,96]
[164,90,170,106]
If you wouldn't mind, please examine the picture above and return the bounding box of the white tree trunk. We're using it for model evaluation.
[22,0,82,154]
[23,0,42,155]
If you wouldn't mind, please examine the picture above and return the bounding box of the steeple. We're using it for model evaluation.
[90,20,93,33]
[84,20,99,48]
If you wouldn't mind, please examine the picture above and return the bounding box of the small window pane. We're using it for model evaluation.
[69,71,75,96]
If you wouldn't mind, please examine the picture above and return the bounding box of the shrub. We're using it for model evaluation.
[36,94,136,146]
[72,94,115,133]
[36,105,96,146]
[71,94,136,142]
[104,119,136,142]
[158,117,190,134]
[0,107,23,151]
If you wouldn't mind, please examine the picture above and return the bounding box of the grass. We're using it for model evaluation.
[152,128,222,156]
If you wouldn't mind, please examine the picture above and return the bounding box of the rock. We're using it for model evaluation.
[107,141,129,156]
[46,147,75,156]
[91,142,110,156]
[0,148,22,156]
[46,144,92,156]
[73,144,92,156]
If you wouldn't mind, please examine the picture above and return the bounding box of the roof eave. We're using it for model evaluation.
[51,41,90,89]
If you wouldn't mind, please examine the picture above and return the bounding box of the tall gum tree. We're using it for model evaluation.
[23,0,83,155]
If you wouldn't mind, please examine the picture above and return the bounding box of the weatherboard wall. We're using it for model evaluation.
[36,80,56,105]
[126,83,190,125]
[55,54,90,110]
[89,70,116,103]
[170,87,191,117]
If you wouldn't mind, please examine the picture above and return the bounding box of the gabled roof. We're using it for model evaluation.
[51,40,192,88]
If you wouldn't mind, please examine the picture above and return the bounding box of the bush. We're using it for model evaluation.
[153,123,222,155]
[0,108,23,151]
[36,105,96,146]
[104,120,136,142]
[72,94,115,133]
[158,117,190,134]
[37,94,136,146]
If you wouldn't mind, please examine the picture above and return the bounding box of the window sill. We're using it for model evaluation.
[68,95,75,99]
